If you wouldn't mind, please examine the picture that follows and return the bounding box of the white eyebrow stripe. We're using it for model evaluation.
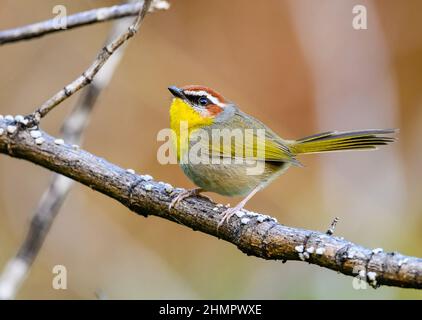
[184,90,204,96]
[183,90,224,107]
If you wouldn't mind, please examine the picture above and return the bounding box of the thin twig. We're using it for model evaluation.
[25,0,152,125]
[0,1,169,45]
[326,217,339,235]
[0,126,421,289]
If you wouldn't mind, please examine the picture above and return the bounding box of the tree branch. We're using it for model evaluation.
[0,123,421,290]
[0,1,169,45]
[27,0,152,123]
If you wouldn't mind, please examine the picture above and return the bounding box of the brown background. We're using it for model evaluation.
[0,0,421,299]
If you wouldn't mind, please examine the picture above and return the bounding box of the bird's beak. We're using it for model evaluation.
[168,86,186,100]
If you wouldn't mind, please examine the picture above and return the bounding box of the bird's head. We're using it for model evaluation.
[168,85,229,123]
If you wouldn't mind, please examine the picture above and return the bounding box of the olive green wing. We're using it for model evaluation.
[199,111,301,166]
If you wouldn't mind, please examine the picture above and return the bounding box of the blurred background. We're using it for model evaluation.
[0,0,421,299]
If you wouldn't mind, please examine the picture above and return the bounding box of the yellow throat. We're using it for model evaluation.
[169,98,213,160]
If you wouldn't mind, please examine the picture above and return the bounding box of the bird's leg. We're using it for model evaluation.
[168,187,212,210]
[217,184,262,230]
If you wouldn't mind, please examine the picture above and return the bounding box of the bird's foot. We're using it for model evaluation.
[168,188,211,210]
[217,203,245,231]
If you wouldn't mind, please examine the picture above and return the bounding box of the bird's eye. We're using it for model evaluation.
[198,96,208,106]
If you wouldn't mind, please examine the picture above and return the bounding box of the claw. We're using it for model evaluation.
[217,205,243,231]
[168,188,209,210]
[216,184,262,232]
[168,190,192,210]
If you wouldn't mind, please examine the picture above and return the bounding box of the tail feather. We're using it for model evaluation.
[290,129,397,155]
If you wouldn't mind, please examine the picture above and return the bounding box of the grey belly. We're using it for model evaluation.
[180,160,289,196]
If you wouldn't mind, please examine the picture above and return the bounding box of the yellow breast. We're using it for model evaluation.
[169,98,212,160]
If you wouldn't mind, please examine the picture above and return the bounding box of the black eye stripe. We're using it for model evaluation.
[185,94,209,105]
[184,94,196,101]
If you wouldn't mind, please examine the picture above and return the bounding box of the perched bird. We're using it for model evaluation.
[167,85,396,229]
